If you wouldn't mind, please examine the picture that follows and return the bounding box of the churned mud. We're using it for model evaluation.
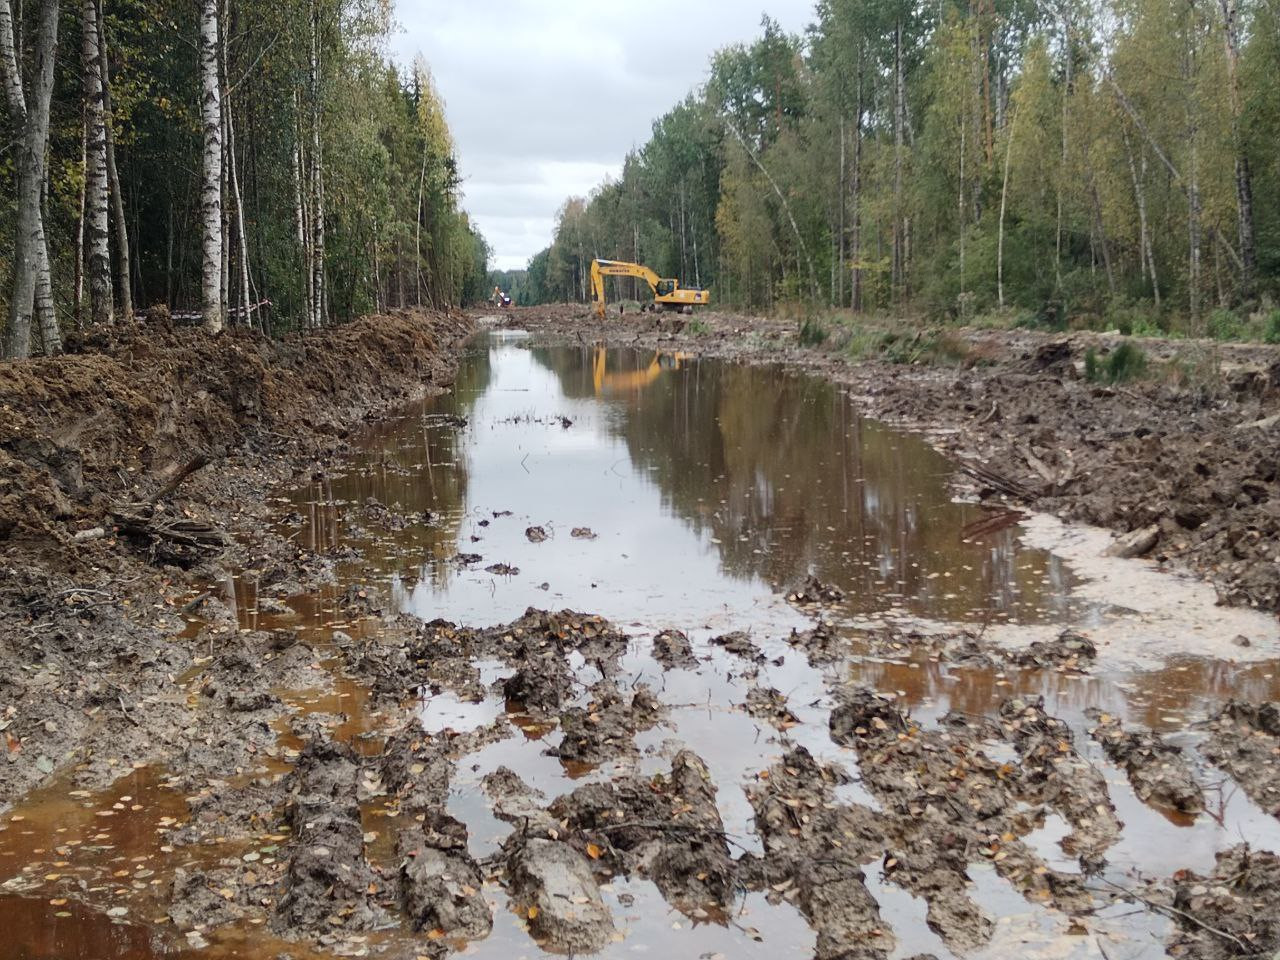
[3,314,1280,960]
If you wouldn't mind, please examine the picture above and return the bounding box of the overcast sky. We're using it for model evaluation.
[390,1,818,270]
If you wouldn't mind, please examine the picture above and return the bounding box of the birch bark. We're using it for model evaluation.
[95,0,131,320]
[1,0,60,358]
[199,0,224,332]
[83,0,112,326]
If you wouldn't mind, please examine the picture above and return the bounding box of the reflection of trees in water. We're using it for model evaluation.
[534,343,1065,622]
[292,345,494,586]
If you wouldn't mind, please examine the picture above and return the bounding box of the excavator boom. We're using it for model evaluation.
[590,258,709,320]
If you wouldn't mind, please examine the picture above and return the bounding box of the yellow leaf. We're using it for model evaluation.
[426,929,445,941]
[586,843,602,860]
[527,906,539,920]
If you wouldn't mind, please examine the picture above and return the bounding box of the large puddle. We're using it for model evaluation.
[294,332,1086,628]
[3,330,1279,959]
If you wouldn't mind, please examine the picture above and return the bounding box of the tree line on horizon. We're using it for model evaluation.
[1,0,490,361]
[517,0,1280,336]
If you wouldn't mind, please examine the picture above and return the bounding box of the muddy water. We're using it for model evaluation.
[4,330,1280,959]
[296,332,1082,629]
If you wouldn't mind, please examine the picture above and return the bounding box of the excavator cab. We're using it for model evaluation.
[656,279,677,297]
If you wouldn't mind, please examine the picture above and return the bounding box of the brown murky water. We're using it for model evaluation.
[4,331,1279,959]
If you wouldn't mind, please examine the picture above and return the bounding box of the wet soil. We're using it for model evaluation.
[3,317,1280,960]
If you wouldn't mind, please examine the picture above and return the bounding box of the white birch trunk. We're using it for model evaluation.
[228,106,252,329]
[74,112,86,324]
[1,0,59,358]
[199,0,224,332]
[96,0,131,321]
[293,127,312,324]
[308,0,325,328]
[83,0,112,326]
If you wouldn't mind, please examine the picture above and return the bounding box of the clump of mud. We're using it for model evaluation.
[1089,711,1204,814]
[548,750,738,911]
[998,696,1122,870]
[398,812,492,939]
[275,738,385,934]
[1201,700,1280,818]
[1166,845,1280,959]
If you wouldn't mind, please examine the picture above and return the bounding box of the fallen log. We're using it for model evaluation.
[956,459,1039,501]
[109,503,226,567]
[147,454,214,503]
[1104,524,1159,559]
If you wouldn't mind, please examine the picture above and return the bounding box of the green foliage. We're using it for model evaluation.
[1207,309,1245,341]
[799,317,829,347]
[837,319,972,367]
[1085,341,1148,383]
[1106,300,1165,337]
[1265,310,1280,344]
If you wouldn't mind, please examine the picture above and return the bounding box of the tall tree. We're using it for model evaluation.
[82,0,112,326]
[95,0,132,321]
[1,0,59,359]
[198,0,222,332]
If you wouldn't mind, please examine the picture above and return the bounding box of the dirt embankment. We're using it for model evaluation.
[494,304,1280,615]
[1,310,471,541]
[0,310,473,804]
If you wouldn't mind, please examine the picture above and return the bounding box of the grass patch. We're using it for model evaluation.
[840,324,973,367]
[799,317,829,347]
[1265,310,1280,345]
[1085,341,1148,384]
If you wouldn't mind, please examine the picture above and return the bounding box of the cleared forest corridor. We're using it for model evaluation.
[5,0,1280,956]
[5,327,1280,958]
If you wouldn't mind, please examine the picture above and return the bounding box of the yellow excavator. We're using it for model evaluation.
[590,259,710,320]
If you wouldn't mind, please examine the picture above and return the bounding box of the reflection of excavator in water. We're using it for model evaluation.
[592,345,691,396]
[590,258,709,320]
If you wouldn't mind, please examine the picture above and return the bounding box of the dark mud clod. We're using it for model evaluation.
[651,628,698,669]
[1089,712,1204,814]
[398,813,492,939]
[1202,700,1280,818]
[275,737,384,934]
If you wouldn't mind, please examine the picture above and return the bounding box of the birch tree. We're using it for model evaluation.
[95,0,132,321]
[199,0,223,332]
[307,0,325,328]
[82,0,111,326]
[1,0,60,359]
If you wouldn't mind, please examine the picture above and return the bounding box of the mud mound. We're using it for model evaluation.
[398,813,492,939]
[1167,845,1280,959]
[0,310,470,542]
[1201,700,1280,818]
[999,697,1123,870]
[1088,712,1203,814]
[275,737,384,934]
[548,750,737,910]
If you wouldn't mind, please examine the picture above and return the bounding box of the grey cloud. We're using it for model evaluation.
[394,0,816,269]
